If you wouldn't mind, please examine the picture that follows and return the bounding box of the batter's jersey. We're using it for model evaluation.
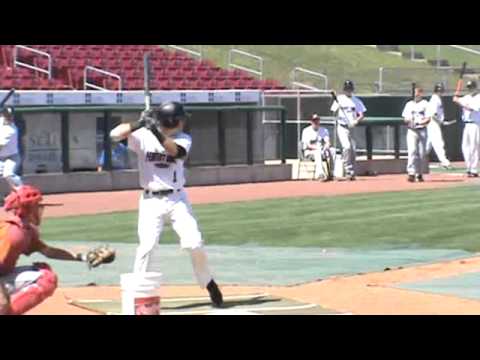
[330,94,367,127]
[301,125,330,150]
[0,216,45,275]
[129,128,192,191]
[402,99,430,129]
[0,117,19,158]
[427,94,445,123]
[457,93,480,124]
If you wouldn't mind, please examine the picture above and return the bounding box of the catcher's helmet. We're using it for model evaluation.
[433,82,445,93]
[466,80,478,90]
[4,185,61,218]
[155,102,188,129]
[343,80,355,92]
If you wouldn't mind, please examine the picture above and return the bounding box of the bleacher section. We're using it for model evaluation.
[0,45,285,91]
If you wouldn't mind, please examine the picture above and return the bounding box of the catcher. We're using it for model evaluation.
[0,185,115,315]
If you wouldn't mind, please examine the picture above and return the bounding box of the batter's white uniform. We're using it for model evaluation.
[128,127,213,288]
[301,125,334,179]
[402,99,429,176]
[426,94,451,167]
[330,94,367,176]
[457,93,480,174]
[0,116,23,189]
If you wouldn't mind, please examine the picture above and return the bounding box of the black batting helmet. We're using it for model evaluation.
[343,80,355,92]
[155,102,188,129]
[466,80,478,90]
[433,83,445,93]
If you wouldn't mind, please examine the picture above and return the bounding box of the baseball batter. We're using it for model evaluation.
[453,80,480,177]
[426,83,452,169]
[402,87,431,182]
[0,107,23,190]
[330,80,367,181]
[301,113,334,181]
[109,102,224,308]
[0,185,115,315]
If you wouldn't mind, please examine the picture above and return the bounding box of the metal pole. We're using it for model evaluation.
[378,67,384,93]
[437,45,441,68]
[410,45,415,61]
[297,90,301,155]
[281,108,287,164]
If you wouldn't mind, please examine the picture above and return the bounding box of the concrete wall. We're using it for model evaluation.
[0,164,292,195]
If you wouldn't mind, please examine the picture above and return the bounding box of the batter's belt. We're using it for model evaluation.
[144,189,182,197]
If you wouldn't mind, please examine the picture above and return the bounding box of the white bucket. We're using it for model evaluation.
[120,272,163,315]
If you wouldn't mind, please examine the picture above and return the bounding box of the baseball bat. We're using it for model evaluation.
[455,62,467,95]
[411,82,416,100]
[0,88,15,108]
[143,53,152,111]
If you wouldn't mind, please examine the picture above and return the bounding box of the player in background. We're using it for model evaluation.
[453,80,480,177]
[402,87,431,182]
[301,114,334,181]
[426,83,452,169]
[0,107,23,190]
[110,102,224,308]
[330,80,367,181]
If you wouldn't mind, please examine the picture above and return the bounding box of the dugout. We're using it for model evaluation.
[1,104,290,194]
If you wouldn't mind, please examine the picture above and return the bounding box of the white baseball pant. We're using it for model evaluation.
[336,125,356,176]
[462,123,480,174]
[426,120,450,167]
[133,190,214,288]
[406,128,428,176]
[0,154,23,189]
[304,148,335,179]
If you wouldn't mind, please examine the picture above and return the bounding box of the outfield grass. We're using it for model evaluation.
[399,45,480,67]
[42,186,480,252]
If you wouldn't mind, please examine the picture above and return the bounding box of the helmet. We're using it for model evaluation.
[155,102,188,129]
[466,80,478,90]
[4,185,43,218]
[433,83,445,93]
[311,113,320,122]
[343,80,355,92]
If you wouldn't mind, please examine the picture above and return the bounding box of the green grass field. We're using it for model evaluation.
[185,45,429,92]
[42,185,480,252]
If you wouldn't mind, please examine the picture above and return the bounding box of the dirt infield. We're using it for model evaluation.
[19,171,480,315]
[27,255,480,315]
[38,172,473,218]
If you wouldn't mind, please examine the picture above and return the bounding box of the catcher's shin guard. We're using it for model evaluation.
[8,266,58,315]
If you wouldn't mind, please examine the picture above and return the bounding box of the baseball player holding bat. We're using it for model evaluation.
[453,79,480,177]
[426,83,452,169]
[330,80,367,181]
[109,54,224,308]
[301,114,334,181]
[0,185,115,315]
[402,86,431,182]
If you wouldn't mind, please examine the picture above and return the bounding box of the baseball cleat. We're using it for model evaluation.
[442,164,452,170]
[469,172,479,178]
[207,280,224,308]
[347,174,356,181]
[416,175,424,182]
[407,175,415,183]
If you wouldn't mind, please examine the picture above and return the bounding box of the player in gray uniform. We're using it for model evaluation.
[0,107,23,190]
[402,87,431,182]
[330,80,367,181]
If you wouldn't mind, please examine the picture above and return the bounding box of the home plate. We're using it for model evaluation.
[206,309,260,315]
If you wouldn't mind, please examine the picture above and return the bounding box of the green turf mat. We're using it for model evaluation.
[17,242,471,287]
[397,272,480,301]
[68,293,343,315]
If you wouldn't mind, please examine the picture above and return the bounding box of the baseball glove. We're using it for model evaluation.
[85,246,116,269]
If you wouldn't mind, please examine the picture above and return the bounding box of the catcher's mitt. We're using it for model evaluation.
[85,246,116,269]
